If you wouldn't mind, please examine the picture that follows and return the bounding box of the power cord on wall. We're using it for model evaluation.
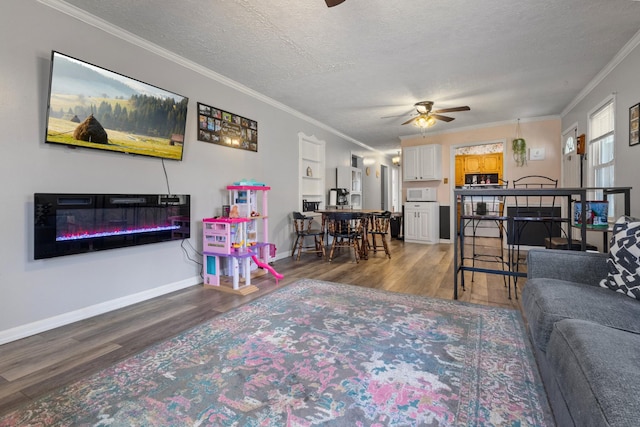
[162,158,202,278]
[181,239,203,279]
[161,158,172,195]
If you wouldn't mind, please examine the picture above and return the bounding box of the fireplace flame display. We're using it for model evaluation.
[55,224,181,242]
[35,194,190,259]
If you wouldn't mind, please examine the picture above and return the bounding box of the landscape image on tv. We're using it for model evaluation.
[45,51,189,161]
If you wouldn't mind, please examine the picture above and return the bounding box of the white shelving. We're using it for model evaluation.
[337,166,362,209]
[299,133,326,214]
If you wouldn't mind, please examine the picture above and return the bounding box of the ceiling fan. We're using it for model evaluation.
[400,101,471,127]
[325,0,346,7]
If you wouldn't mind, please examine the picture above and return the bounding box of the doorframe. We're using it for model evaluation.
[448,139,507,242]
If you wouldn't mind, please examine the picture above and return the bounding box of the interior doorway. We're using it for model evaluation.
[450,141,506,238]
[380,164,388,210]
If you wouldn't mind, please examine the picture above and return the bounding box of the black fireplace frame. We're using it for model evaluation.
[34,193,190,259]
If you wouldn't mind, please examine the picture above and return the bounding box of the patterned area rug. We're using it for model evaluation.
[1,279,553,426]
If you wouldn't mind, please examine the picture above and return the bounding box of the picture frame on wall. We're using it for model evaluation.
[197,102,258,152]
[630,103,640,146]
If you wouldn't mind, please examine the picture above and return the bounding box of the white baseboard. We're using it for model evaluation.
[0,275,201,345]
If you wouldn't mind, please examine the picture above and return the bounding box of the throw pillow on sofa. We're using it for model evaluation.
[600,216,640,299]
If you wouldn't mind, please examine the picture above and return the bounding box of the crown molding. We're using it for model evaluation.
[562,27,640,116]
[398,115,561,141]
[38,0,385,155]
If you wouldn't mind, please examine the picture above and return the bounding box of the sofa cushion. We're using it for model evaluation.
[547,319,640,427]
[522,278,640,353]
[600,216,640,299]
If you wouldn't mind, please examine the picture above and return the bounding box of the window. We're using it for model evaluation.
[588,98,615,214]
[563,135,575,155]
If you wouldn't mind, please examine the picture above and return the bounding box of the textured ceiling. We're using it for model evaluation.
[58,0,640,154]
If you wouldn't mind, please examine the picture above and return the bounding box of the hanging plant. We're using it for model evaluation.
[513,119,527,167]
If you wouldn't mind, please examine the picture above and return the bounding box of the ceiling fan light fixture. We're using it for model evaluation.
[415,114,437,129]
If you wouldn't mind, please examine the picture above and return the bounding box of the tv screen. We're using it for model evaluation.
[45,51,189,161]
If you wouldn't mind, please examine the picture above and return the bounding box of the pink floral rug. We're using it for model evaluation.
[0,279,553,426]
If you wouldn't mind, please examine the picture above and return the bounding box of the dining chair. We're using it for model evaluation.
[291,212,325,261]
[368,211,392,259]
[326,212,363,263]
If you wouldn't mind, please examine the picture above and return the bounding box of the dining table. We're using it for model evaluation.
[315,208,384,260]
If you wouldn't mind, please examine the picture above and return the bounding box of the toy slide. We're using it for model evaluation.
[251,255,284,281]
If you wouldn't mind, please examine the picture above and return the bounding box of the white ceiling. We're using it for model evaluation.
[57,0,640,154]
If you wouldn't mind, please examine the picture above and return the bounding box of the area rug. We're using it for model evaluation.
[0,279,552,426]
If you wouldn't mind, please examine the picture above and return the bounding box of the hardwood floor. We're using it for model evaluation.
[0,237,523,416]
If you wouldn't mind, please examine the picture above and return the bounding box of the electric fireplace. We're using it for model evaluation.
[34,193,190,259]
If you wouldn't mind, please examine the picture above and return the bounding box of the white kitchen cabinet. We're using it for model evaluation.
[404,202,439,244]
[403,144,442,181]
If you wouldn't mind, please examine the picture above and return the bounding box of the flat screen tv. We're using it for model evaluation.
[45,51,189,161]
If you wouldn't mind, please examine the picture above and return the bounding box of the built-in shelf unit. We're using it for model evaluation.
[299,132,326,215]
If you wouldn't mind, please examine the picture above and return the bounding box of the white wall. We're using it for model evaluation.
[0,0,377,341]
[562,34,640,216]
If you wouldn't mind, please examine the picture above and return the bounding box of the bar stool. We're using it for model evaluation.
[509,175,570,291]
[459,180,511,295]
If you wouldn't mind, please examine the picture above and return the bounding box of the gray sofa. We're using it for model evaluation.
[522,249,640,427]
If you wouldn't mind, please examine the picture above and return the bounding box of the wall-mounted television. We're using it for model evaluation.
[45,51,189,161]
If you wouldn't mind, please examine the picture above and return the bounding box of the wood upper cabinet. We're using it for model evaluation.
[454,153,503,185]
[482,153,503,174]
[463,156,482,173]
[455,156,465,186]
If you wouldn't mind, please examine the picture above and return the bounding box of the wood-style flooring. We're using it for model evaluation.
[0,236,523,416]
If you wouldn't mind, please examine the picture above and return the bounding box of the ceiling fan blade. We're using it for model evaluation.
[325,0,346,7]
[433,106,470,114]
[381,112,414,119]
[431,114,455,122]
[401,117,418,125]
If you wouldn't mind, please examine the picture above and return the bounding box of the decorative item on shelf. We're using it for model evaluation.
[306,166,313,177]
[366,167,371,176]
[512,119,527,167]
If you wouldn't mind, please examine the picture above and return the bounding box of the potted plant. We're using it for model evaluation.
[512,137,527,167]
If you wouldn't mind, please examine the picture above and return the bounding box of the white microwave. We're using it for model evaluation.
[406,187,437,202]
